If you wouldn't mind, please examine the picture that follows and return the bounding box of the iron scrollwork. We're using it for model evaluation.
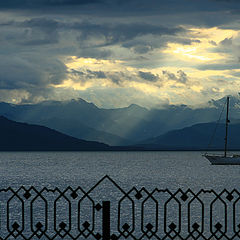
[0,175,240,239]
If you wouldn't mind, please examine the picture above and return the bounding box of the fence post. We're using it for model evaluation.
[102,201,110,240]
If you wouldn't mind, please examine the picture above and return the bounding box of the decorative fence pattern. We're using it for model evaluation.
[1,175,240,239]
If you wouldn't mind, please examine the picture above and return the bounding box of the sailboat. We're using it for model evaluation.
[204,96,240,165]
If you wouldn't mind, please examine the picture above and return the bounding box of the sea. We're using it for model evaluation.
[1,151,240,239]
[0,151,239,189]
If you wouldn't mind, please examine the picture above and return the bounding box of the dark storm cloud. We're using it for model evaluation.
[20,18,60,45]
[1,17,185,49]
[211,0,239,2]
[0,0,240,105]
[0,0,103,9]
[74,21,185,47]
[0,55,67,90]
[1,0,239,12]
[2,0,240,26]
[122,36,200,54]
[0,18,61,46]
[1,0,240,33]
[21,18,59,29]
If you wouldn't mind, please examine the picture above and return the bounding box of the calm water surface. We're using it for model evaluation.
[0,151,239,239]
[0,151,239,190]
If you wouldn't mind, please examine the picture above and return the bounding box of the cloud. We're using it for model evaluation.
[67,68,126,86]
[197,63,240,70]
[2,0,240,15]
[220,37,233,46]
[121,35,200,54]
[108,74,122,85]
[0,0,240,107]
[138,71,159,82]
[133,45,153,54]
[122,40,155,54]
[1,0,240,30]
[69,69,106,80]
[74,21,185,48]
[57,86,170,109]
[21,18,60,45]
[86,70,106,79]
[0,18,61,47]
[66,66,190,91]
[177,70,188,83]
[162,70,189,84]
[0,89,30,104]
[78,48,112,59]
[0,54,67,91]
[65,66,165,88]
[21,17,59,29]
[162,71,178,81]
[1,17,185,48]
[0,0,103,9]
[209,40,217,46]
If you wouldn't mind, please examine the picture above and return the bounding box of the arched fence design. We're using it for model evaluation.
[0,175,240,239]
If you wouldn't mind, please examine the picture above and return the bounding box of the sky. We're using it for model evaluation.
[1,0,240,108]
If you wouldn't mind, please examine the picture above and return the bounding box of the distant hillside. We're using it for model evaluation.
[0,95,240,145]
[0,116,109,151]
[139,122,240,150]
[31,117,133,146]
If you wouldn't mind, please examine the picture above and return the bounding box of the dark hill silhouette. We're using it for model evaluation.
[139,122,240,150]
[0,116,109,151]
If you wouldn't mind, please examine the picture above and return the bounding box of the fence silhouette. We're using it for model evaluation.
[1,175,240,239]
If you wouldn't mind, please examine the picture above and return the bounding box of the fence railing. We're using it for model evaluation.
[1,175,240,239]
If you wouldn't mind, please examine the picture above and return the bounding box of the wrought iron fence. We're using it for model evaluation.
[1,175,240,239]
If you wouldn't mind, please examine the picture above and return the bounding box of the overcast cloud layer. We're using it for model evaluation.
[1,0,240,108]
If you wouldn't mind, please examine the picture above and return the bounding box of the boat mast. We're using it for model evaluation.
[224,96,230,157]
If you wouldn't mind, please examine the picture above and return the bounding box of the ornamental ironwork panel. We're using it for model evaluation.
[0,175,240,239]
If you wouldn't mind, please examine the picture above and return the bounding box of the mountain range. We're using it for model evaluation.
[0,95,240,148]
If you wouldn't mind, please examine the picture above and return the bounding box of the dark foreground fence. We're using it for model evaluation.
[1,175,240,239]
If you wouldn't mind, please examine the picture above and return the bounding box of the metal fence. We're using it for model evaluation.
[1,175,240,239]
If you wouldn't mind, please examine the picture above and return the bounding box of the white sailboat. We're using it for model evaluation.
[204,96,240,165]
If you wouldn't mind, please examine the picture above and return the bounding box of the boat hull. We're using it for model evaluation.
[204,155,240,165]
